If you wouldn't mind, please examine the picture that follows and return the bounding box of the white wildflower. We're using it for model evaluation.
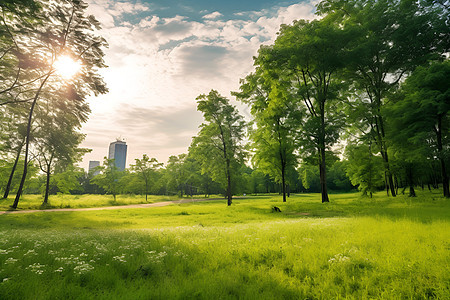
[25,249,37,256]
[73,263,94,274]
[5,257,18,264]
[328,253,351,264]
[26,263,45,274]
[113,254,126,263]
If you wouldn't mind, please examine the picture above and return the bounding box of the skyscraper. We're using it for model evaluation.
[88,160,100,175]
[108,140,127,170]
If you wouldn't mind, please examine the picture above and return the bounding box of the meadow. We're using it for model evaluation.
[0,194,182,211]
[0,190,449,299]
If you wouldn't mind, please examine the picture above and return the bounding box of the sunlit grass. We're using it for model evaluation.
[0,194,187,211]
[0,190,449,299]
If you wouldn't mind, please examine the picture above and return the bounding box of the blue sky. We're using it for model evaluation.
[116,0,305,21]
[81,0,317,168]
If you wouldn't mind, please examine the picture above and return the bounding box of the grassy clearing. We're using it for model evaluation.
[0,190,449,299]
[0,194,186,211]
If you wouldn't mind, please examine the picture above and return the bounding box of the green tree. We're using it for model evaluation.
[344,142,384,197]
[389,61,450,197]
[91,158,124,202]
[234,70,301,202]
[327,160,353,192]
[4,0,108,209]
[35,110,88,204]
[51,165,84,195]
[317,0,449,197]
[190,90,246,206]
[164,154,189,197]
[261,18,350,202]
[130,154,162,201]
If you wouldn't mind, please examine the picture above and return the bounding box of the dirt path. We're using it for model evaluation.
[0,198,225,215]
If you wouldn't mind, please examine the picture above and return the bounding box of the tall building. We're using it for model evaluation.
[88,160,100,175]
[108,140,127,170]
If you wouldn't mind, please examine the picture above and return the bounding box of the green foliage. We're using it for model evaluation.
[51,165,85,195]
[327,160,353,192]
[386,60,450,197]
[256,17,351,202]
[345,143,384,197]
[190,90,246,205]
[234,69,301,202]
[91,158,124,201]
[130,154,163,201]
[1,0,108,207]
[317,0,449,196]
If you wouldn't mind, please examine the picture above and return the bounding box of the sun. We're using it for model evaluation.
[53,55,82,79]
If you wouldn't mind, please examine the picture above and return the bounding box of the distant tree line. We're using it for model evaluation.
[1,0,448,207]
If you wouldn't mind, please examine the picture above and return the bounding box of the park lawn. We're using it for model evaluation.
[0,191,449,299]
[0,193,185,211]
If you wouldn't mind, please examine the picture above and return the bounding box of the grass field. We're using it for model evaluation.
[0,190,449,299]
[0,193,183,211]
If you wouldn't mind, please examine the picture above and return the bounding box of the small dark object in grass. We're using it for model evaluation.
[272,206,282,212]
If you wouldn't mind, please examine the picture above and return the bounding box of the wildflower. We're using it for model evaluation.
[113,254,127,263]
[26,263,45,274]
[148,251,167,263]
[5,258,18,264]
[54,267,64,273]
[25,249,37,256]
[73,263,94,274]
[328,253,350,264]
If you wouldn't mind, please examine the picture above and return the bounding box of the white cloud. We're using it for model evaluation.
[203,11,223,20]
[82,0,317,168]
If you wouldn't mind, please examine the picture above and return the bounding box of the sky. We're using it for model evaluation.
[81,0,318,170]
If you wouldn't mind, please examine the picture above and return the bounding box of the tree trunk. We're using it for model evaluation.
[319,156,329,203]
[319,101,329,203]
[2,141,24,199]
[281,163,286,202]
[395,176,399,195]
[145,180,148,202]
[12,72,51,209]
[374,110,396,197]
[409,185,416,197]
[436,115,449,197]
[42,169,51,204]
[407,165,416,197]
[226,159,232,206]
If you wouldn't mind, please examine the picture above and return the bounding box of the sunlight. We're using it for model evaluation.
[53,55,81,79]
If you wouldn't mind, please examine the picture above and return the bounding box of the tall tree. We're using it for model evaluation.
[34,91,89,205]
[388,61,450,197]
[6,0,108,208]
[260,18,349,202]
[190,90,246,206]
[131,154,162,201]
[317,0,449,197]
[234,71,301,202]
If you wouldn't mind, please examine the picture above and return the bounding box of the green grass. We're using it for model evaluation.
[0,193,186,211]
[0,190,449,299]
